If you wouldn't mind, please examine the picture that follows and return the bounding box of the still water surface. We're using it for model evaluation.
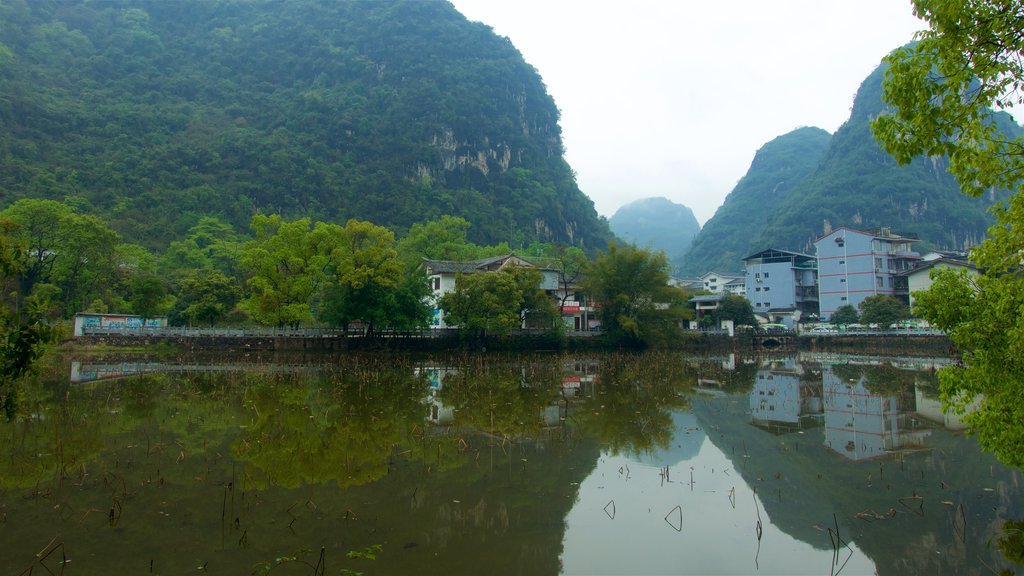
[1,351,1020,575]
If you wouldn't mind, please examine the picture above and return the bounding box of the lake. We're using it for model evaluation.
[1,351,1020,575]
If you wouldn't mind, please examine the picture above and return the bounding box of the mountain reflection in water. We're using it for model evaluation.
[0,352,1018,575]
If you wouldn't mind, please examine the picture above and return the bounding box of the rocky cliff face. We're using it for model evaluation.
[0,0,613,249]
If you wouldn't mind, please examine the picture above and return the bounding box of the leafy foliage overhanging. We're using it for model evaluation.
[871,0,1024,469]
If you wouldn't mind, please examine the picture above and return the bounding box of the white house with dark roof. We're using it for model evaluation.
[420,253,594,330]
[421,254,535,328]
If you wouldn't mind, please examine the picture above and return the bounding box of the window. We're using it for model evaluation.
[876,277,884,288]
[755,287,761,292]
[840,278,846,283]
[874,257,883,271]
[841,296,848,301]
[839,259,845,265]
[764,272,770,278]
[764,287,770,291]
[432,277,441,290]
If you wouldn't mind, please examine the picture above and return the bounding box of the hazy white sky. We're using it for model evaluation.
[448,1,926,226]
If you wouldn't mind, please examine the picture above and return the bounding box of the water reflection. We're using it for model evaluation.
[822,364,931,461]
[0,352,1019,575]
[749,357,823,432]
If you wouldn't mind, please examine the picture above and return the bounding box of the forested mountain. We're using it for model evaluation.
[682,58,1018,275]
[753,63,1008,254]
[0,0,612,249]
[678,127,830,274]
[608,197,700,271]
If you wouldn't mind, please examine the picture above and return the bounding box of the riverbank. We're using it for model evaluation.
[64,330,956,357]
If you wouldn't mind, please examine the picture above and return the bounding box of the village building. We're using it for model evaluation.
[742,248,818,326]
[813,227,921,321]
[420,253,596,331]
[901,253,978,309]
[698,271,745,295]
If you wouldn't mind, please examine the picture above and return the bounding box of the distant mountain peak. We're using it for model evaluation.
[609,197,700,271]
[681,53,1013,276]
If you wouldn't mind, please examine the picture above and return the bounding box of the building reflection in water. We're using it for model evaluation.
[821,364,932,460]
[745,357,949,461]
[749,357,823,432]
[416,359,600,429]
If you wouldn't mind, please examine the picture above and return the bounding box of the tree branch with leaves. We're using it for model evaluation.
[872,0,1024,468]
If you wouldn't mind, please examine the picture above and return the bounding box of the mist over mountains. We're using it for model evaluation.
[608,197,700,270]
[677,60,1017,275]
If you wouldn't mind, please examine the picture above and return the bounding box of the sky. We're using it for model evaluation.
[448,1,927,226]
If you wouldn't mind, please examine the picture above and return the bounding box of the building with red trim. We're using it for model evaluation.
[813,227,921,321]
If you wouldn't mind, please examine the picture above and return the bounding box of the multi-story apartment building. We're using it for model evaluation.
[697,271,745,295]
[742,248,818,318]
[814,227,921,320]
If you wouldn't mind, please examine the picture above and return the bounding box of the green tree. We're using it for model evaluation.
[857,294,911,327]
[871,2,1024,199]
[505,265,558,329]
[160,217,242,280]
[240,215,338,328]
[0,218,51,418]
[0,199,121,315]
[172,269,241,327]
[830,305,859,326]
[0,199,72,298]
[440,271,523,337]
[714,295,758,327]
[913,265,1024,467]
[583,243,690,347]
[317,219,429,334]
[53,212,121,314]
[396,215,476,271]
[871,1,1024,468]
[386,269,435,330]
[129,274,170,325]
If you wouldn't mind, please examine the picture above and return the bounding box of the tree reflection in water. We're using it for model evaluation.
[0,352,1020,575]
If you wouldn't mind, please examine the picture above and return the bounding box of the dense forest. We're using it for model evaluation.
[0,0,613,250]
[680,59,1018,275]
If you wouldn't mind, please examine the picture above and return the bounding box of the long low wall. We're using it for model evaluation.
[70,330,956,355]
[75,334,349,352]
[798,334,956,355]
